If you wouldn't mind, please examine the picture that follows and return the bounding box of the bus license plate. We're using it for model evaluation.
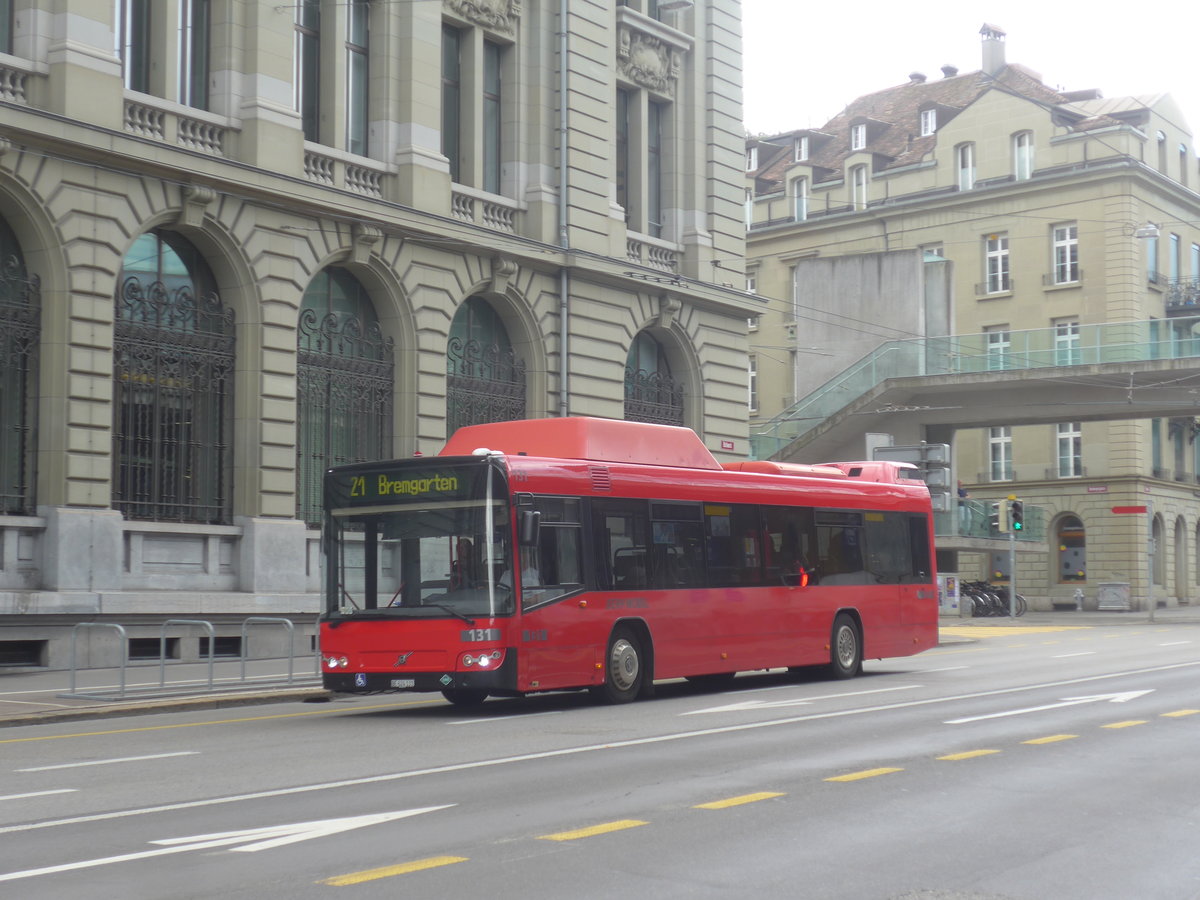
[390,678,415,688]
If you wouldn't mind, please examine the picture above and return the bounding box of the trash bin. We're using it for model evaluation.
[1096,582,1130,611]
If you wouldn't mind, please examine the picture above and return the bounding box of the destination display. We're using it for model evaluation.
[325,460,485,509]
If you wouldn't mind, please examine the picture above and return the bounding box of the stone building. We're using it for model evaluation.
[0,0,750,667]
[745,26,1200,607]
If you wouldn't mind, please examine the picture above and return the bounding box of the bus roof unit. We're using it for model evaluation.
[441,417,724,470]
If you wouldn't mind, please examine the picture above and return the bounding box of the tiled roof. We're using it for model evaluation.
[750,63,1129,194]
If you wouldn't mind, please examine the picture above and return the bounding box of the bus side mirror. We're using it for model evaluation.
[519,509,541,547]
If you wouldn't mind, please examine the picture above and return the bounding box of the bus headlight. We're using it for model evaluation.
[460,650,504,669]
[325,655,349,669]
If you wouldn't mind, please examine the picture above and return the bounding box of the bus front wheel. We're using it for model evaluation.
[828,613,862,679]
[442,688,489,707]
[595,627,644,703]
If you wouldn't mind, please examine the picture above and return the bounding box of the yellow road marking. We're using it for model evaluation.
[1102,720,1147,729]
[939,626,1089,639]
[695,792,784,809]
[825,767,903,782]
[319,855,467,885]
[539,820,648,841]
[937,749,1000,761]
[1162,709,1200,718]
[0,699,440,744]
[1023,734,1078,744]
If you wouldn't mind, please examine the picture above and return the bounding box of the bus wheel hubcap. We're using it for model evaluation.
[836,627,856,667]
[610,639,639,691]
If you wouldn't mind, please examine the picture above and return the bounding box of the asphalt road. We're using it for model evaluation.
[3,621,1200,899]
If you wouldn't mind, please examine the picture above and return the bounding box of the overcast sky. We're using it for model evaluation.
[741,3,1200,140]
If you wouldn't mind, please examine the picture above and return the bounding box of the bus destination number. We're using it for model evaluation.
[349,475,366,497]
[462,628,501,642]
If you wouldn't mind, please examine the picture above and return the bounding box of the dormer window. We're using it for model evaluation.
[746,146,758,171]
[920,108,936,136]
[794,136,808,162]
[850,124,866,151]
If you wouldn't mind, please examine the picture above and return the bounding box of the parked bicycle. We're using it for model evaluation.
[962,580,1027,617]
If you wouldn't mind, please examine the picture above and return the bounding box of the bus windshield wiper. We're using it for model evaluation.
[421,602,476,625]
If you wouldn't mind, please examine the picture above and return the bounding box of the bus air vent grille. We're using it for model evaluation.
[589,466,612,491]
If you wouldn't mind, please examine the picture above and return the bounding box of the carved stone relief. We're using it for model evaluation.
[617,26,683,98]
[444,0,521,34]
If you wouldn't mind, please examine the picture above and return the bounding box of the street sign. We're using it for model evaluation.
[1111,505,1148,514]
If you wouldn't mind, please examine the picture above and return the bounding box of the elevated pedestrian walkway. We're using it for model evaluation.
[751,316,1200,462]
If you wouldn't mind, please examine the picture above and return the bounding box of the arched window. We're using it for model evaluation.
[1056,515,1086,583]
[624,331,683,425]
[296,268,394,527]
[0,216,40,515]
[446,297,525,436]
[113,229,234,523]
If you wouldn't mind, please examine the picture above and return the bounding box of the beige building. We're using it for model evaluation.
[0,0,750,667]
[746,26,1200,608]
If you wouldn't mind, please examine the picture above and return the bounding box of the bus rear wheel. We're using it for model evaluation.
[442,688,489,707]
[595,627,644,704]
[828,613,862,679]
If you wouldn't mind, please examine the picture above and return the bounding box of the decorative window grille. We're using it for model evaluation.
[624,331,684,425]
[113,231,234,524]
[0,232,39,515]
[296,268,394,527]
[446,297,526,436]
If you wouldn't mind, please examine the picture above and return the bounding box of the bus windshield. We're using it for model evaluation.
[326,459,515,618]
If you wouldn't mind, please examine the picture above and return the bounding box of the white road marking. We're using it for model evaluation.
[1051,652,1097,659]
[448,711,563,725]
[0,789,78,802]
[945,690,1154,724]
[0,807,454,883]
[682,684,923,715]
[17,751,200,772]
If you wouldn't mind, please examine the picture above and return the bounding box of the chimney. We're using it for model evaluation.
[909,71,927,84]
[980,23,1006,76]
[941,64,959,78]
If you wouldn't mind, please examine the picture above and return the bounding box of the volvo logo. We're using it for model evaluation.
[394,651,414,666]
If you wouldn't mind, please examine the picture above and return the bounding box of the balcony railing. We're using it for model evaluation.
[123,95,233,157]
[450,186,522,234]
[1165,277,1200,314]
[626,233,681,273]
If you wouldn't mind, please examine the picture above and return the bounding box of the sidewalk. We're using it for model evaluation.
[3,607,1199,728]
[0,658,328,728]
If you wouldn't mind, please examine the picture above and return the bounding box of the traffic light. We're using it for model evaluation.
[990,501,1010,534]
[1009,498,1024,531]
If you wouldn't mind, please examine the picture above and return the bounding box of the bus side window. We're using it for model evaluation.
[763,506,816,586]
[705,503,764,587]
[522,524,584,609]
[592,500,650,591]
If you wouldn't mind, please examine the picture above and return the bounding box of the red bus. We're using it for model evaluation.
[319,417,938,706]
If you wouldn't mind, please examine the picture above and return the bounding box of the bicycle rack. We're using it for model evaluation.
[58,616,321,702]
[160,620,216,692]
[65,622,129,700]
[240,617,296,685]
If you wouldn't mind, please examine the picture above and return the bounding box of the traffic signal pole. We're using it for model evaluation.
[1009,528,1017,619]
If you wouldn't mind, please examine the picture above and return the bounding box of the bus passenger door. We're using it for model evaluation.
[517,517,594,691]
